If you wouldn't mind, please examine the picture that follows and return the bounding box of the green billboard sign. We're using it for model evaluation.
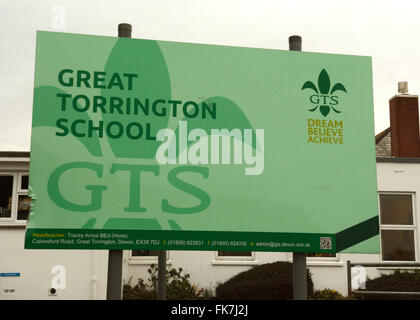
[25,31,379,253]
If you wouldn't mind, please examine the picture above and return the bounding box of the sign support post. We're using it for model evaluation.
[105,23,132,301]
[289,35,308,301]
[114,22,167,300]
[292,251,307,300]
[157,250,167,299]
[106,249,123,300]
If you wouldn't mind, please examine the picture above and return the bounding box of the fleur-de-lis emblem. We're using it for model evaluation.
[301,69,347,117]
[32,37,260,231]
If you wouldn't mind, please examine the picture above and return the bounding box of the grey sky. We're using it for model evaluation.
[0,0,419,151]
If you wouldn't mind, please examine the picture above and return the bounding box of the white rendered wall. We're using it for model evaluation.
[0,228,108,300]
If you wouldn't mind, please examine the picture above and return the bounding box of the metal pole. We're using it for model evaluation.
[289,34,307,301]
[292,252,307,300]
[118,23,132,38]
[350,262,420,267]
[157,250,167,300]
[289,35,302,52]
[106,23,132,301]
[106,250,123,300]
[140,15,166,299]
[347,260,352,298]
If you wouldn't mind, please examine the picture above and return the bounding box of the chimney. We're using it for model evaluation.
[389,82,420,157]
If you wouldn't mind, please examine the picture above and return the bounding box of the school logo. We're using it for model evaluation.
[301,69,347,117]
[303,69,346,145]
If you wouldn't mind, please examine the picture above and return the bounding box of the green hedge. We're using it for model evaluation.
[355,270,420,300]
[123,264,213,300]
[215,261,314,300]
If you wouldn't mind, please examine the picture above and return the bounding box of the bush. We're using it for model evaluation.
[355,270,420,300]
[123,264,213,300]
[123,278,155,300]
[312,289,345,300]
[215,261,314,300]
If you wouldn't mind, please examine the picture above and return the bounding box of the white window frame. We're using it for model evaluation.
[306,252,339,261]
[0,172,29,225]
[0,172,25,226]
[212,251,259,266]
[16,173,29,222]
[128,250,171,265]
[378,192,417,263]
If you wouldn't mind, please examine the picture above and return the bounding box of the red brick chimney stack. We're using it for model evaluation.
[389,81,420,157]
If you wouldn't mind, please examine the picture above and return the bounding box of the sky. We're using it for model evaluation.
[0,0,419,151]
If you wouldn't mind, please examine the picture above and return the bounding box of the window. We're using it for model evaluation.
[129,250,169,265]
[0,173,30,224]
[0,175,13,218]
[379,193,416,261]
[307,253,336,258]
[20,175,29,190]
[217,251,252,257]
[214,251,256,265]
[132,250,159,257]
[306,252,339,266]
